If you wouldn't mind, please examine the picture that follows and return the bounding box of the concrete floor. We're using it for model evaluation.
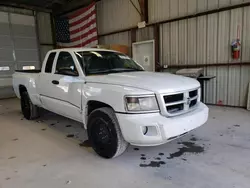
[0,98,250,188]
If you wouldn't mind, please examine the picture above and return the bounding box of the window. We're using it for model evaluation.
[45,52,56,73]
[0,66,10,71]
[75,51,144,76]
[56,52,78,76]
[23,66,35,70]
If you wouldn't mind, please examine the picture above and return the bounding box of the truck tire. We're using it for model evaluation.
[87,107,129,159]
[21,91,39,120]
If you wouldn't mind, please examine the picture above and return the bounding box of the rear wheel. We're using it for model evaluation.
[87,107,128,159]
[21,91,39,120]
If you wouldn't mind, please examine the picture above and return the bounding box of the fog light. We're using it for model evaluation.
[142,126,148,135]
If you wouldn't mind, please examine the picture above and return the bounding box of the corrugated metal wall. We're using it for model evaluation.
[97,0,250,107]
[148,0,246,23]
[0,6,54,99]
[36,12,54,62]
[96,0,140,35]
[160,6,250,107]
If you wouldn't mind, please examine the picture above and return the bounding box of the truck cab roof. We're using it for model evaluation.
[49,48,118,53]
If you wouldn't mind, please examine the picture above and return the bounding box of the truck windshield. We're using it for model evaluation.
[75,51,144,76]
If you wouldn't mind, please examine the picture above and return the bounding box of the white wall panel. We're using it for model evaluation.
[205,67,217,104]
[170,22,179,65]
[228,66,241,106]
[148,0,246,24]
[207,14,218,64]
[136,26,154,42]
[178,0,188,17]
[188,0,197,14]
[242,6,250,61]
[170,0,179,18]
[97,0,140,34]
[99,31,131,46]
[187,18,197,65]
[197,16,207,64]
[208,0,219,10]
[40,45,53,62]
[218,11,230,63]
[231,0,244,5]
[161,23,171,66]
[0,6,33,15]
[216,67,228,105]
[0,12,9,23]
[37,12,53,44]
[10,13,35,26]
[240,66,250,106]
[219,0,231,7]
[198,0,208,12]
[158,7,250,107]
[178,20,187,65]
[148,0,170,23]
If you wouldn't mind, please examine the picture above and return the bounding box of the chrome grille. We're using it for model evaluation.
[163,88,199,116]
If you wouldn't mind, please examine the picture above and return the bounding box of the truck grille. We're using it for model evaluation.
[163,88,199,116]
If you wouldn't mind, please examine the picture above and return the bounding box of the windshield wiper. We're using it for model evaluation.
[109,68,144,72]
[87,68,143,75]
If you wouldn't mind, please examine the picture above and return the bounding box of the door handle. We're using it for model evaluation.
[52,80,59,85]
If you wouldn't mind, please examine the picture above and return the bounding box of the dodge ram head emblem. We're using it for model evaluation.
[186,98,191,105]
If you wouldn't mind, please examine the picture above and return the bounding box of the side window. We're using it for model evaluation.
[45,52,56,73]
[56,52,78,76]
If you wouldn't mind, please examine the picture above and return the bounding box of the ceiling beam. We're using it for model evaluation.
[53,0,100,15]
[0,1,52,12]
[138,0,148,23]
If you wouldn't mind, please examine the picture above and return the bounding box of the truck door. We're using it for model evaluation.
[38,51,82,122]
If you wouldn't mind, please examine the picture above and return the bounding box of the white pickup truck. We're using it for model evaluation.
[13,48,209,158]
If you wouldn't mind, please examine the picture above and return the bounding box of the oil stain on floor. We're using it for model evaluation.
[79,140,92,147]
[139,136,206,167]
[167,141,204,159]
[140,161,166,168]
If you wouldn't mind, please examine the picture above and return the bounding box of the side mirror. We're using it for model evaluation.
[57,68,79,77]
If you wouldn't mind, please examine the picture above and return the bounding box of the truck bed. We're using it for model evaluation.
[15,70,41,73]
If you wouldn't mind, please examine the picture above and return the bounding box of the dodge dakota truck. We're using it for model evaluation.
[13,48,209,158]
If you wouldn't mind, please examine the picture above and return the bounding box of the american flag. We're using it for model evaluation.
[55,2,98,48]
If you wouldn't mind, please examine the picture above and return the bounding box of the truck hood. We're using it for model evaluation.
[85,71,200,94]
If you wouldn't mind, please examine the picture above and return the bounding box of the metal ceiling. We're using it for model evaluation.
[0,0,97,14]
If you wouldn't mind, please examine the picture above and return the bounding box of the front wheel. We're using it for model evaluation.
[87,107,129,159]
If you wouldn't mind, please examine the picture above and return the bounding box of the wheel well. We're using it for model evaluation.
[87,101,113,115]
[19,85,27,96]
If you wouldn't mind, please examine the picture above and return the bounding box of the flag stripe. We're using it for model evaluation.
[69,2,95,21]
[57,31,97,47]
[70,22,96,39]
[71,27,97,42]
[70,19,96,37]
[69,13,96,32]
[73,37,98,48]
[56,3,97,48]
[69,5,95,25]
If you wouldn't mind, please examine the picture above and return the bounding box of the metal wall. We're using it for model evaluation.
[96,0,140,35]
[36,12,54,61]
[0,7,53,98]
[160,7,250,107]
[148,0,245,23]
[96,1,250,107]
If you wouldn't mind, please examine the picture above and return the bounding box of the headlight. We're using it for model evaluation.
[125,96,159,112]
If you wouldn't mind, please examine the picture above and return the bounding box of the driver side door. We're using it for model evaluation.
[40,51,83,122]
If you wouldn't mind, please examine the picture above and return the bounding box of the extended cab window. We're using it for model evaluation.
[55,52,79,76]
[45,52,56,73]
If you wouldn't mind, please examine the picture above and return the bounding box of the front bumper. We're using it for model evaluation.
[116,103,209,146]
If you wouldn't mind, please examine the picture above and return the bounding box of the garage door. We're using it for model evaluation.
[0,12,39,99]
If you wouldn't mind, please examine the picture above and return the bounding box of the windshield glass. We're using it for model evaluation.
[75,51,144,76]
